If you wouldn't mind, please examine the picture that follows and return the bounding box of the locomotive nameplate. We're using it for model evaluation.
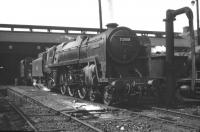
[120,37,131,42]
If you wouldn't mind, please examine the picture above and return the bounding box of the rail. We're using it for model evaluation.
[8,101,38,131]
[151,106,200,120]
[8,88,103,132]
[137,112,198,130]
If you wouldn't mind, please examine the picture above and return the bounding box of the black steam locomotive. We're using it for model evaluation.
[22,23,197,105]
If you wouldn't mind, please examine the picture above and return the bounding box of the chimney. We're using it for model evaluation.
[106,23,118,29]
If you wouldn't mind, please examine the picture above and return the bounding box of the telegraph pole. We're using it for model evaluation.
[192,0,200,45]
[98,0,103,31]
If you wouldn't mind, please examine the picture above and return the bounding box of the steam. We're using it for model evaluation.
[151,46,166,53]
[107,0,114,21]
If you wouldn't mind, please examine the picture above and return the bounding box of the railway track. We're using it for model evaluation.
[6,86,200,131]
[11,102,101,132]
[127,106,200,131]
[150,107,200,130]
[7,91,102,132]
[68,106,199,131]
[7,101,38,131]
[134,110,199,131]
[63,107,199,132]
[151,106,200,120]
[0,94,33,131]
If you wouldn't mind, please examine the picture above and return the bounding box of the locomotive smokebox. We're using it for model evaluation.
[106,25,140,64]
[106,23,118,29]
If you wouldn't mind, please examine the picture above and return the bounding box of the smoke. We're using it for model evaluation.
[56,35,75,43]
[107,0,114,21]
[151,46,166,53]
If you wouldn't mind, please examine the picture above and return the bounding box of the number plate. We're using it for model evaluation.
[120,38,131,42]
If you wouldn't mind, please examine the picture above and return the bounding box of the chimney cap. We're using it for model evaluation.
[106,23,118,28]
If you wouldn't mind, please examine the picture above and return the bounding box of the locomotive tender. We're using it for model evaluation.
[31,23,186,105]
[176,46,200,99]
[19,57,32,86]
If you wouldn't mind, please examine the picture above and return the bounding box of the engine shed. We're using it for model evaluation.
[0,24,100,84]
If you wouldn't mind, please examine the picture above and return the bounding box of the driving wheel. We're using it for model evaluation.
[67,86,75,97]
[59,74,67,95]
[78,86,88,99]
[48,78,55,91]
[60,85,67,95]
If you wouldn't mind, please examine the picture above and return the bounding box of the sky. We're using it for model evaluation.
[0,0,199,32]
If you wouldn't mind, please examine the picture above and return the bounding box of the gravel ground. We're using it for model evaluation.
[89,116,195,132]
[137,110,200,129]
[74,109,197,132]
[6,86,200,132]
[12,100,98,131]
